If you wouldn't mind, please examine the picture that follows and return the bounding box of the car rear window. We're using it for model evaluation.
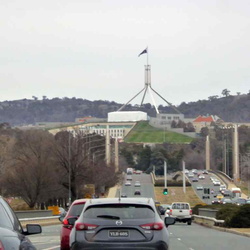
[172,203,189,209]
[84,204,155,219]
[68,203,85,217]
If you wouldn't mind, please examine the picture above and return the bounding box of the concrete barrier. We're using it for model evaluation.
[193,215,224,227]
[198,208,218,218]
[15,210,53,219]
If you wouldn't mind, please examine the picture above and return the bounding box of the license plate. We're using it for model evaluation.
[109,230,129,237]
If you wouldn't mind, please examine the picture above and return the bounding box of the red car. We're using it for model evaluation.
[60,199,88,250]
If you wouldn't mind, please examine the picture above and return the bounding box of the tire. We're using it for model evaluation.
[187,220,192,225]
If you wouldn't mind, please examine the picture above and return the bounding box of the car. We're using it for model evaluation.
[213,180,221,186]
[59,207,67,217]
[121,193,127,198]
[233,198,246,206]
[134,190,141,195]
[221,189,232,197]
[198,175,205,180]
[184,169,189,174]
[126,176,132,181]
[0,196,41,249]
[135,170,142,174]
[69,197,175,250]
[246,199,250,204]
[59,199,88,250]
[163,205,171,217]
[169,202,192,225]
[188,173,194,178]
[192,178,198,182]
[203,170,208,174]
[196,185,204,190]
[125,181,131,186]
[220,184,227,192]
[134,181,141,187]
[211,198,221,204]
[221,198,233,204]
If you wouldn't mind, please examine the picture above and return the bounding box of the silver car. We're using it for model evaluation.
[69,197,175,249]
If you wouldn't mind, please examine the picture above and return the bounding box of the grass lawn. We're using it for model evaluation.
[125,121,193,144]
[154,186,203,207]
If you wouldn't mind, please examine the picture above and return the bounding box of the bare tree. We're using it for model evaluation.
[2,130,58,208]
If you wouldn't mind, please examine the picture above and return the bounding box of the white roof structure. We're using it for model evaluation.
[108,111,148,122]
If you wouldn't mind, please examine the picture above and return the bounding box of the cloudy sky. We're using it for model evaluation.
[1,0,249,106]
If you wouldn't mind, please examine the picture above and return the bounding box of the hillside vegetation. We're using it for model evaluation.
[0,93,250,126]
[124,121,193,144]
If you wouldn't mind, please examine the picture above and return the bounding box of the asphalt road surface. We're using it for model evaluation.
[116,173,156,199]
[30,222,250,250]
[186,171,222,204]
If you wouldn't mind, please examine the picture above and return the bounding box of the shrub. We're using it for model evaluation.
[226,205,250,228]
[216,204,239,221]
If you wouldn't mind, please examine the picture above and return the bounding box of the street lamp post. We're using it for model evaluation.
[68,132,71,206]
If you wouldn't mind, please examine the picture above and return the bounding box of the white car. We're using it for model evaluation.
[134,181,141,187]
[196,186,204,190]
[188,173,194,178]
[198,175,205,180]
[125,181,131,186]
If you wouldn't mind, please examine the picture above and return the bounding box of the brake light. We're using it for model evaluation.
[140,222,164,230]
[63,219,69,225]
[190,209,192,215]
[0,240,4,250]
[75,223,98,230]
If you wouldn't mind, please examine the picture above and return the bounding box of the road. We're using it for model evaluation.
[186,172,223,204]
[116,173,156,199]
[30,222,250,250]
[169,222,250,250]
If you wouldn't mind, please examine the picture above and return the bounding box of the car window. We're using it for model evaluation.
[68,203,85,217]
[84,204,155,219]
[0,199,22,232]
[0,203,13,229]
[172,203,189,209]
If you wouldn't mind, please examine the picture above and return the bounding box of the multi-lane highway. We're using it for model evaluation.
[116,172,156,199]
[186,171,223,204]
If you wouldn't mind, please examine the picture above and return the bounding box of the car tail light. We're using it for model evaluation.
[75,223,99,231]
[169,209,172,215]
[0,240,4,250]
[62,218,73,228]
[140,222,164,230]
[190,209,192,215]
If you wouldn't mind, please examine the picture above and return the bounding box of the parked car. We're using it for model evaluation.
[69,198,175,249]
[169,202,192,225]
[0,196,41,249]
[59,199,88,250]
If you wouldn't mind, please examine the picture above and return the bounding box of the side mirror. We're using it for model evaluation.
[164,217,175,227]
[24,224,42,235]
[59,215,65,222]
[67,217,78,225]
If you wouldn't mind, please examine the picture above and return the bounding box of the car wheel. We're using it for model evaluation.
[187,220,192,225]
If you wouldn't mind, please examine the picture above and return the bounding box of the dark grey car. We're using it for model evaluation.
[69,197,175,250]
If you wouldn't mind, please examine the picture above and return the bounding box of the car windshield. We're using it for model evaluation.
[84,204,155,219]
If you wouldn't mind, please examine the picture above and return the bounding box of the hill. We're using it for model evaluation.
[0,93,250,126]
[124,121,193,143]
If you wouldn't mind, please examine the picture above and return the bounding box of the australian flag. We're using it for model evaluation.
[138,48,148,57]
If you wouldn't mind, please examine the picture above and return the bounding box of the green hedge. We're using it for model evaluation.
[225,205,250,228]
[154,179,191,187]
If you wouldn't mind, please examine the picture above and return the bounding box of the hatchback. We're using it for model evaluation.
[60,199,88,250]
[0,196,41,249]
[69,197,175,250]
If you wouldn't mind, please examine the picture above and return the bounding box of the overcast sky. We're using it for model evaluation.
[1,0,249,106]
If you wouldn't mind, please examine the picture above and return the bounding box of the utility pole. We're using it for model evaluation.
[205,135,210,170]
[106,124,111,166]
[68,132,71,206]
[114,138,119,172]
[233,124,239,182]
[164,161,167,188]
[183,161,186,193]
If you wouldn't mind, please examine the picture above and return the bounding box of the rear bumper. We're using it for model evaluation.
[71,241,169,250]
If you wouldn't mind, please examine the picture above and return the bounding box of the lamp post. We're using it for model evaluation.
[68,132,71,206]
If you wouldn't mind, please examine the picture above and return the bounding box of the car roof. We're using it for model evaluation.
[72,198,89,205]
[85,197,154,206]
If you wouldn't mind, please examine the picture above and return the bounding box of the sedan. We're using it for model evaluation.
[134,181,141,187]
[59,199,88,250]
[198,175,205,180]
[69,198,175,250]
[196,186,204,190]
[125,181,131,186]
[134,190,141,195]
[0,197,41,249]
[192,178,199,182]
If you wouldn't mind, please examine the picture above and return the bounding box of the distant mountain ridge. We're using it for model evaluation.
[0,93,250,126]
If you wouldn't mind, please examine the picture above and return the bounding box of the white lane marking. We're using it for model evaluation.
[42,246,60,250]
[189,248,195,250]
[177,238,181,240]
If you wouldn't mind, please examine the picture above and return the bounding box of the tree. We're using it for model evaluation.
[53,130,107,201]
[2,130,58,208]
[222,89,230,97]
